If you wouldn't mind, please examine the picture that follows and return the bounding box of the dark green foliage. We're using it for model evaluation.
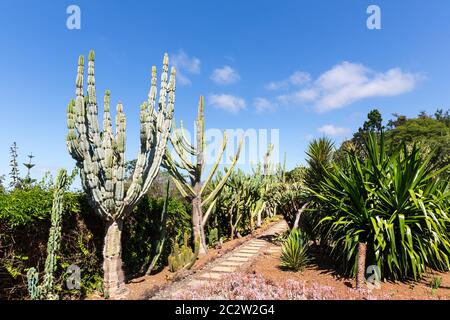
[207,227,219,247]
[280,229,310,272]
[0,188,103,299]
[315,133,450,280]
[122,194,191,276]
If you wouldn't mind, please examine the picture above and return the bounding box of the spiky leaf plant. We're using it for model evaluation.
[315,133,450,280]
[280,229,310,272]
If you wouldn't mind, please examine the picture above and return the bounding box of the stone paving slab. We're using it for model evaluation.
[211,265,237,272]
[228,256,251,262]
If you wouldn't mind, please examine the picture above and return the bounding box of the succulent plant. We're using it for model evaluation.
[66,50,176,298]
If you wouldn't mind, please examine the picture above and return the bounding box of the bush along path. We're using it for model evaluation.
[149,220,288,299]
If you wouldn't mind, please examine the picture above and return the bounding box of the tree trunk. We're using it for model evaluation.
[256,211,262,228]
[356,242,367,289]
[103,220,127,299]
[293,202,309,230]
[192,197,208,255]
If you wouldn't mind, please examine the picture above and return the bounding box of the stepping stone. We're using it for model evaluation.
[233,253,254,258]
[247,242,266,246]
[199,272,223,280]
[219,261,242,267]
[228,256,251,262]
[239,249,260,253]
[211,265,237,272]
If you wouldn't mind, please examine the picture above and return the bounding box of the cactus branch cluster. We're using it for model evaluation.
[163,96,243,254]
[66,50,176,298]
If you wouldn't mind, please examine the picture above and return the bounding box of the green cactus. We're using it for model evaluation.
[168,232,200,272]
[163,96,243,255]
[27,169,68,300]
[66,50,176,298]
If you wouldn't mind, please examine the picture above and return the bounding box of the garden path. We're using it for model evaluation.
[150,220,288,299]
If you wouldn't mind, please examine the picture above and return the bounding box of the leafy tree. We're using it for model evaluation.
[352,109,384,156]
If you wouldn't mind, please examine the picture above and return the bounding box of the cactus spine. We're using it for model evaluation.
[27,169,68,300]
[163,96,242,255]
[66,50,176,298]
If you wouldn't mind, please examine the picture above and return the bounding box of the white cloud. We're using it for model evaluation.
[170,50,201,86]
[275,62,421,113]
[210,66,240,85]
[208,94,247,114]
[254,97,276,113]
[317,124,350,136]
[266,71,311,91]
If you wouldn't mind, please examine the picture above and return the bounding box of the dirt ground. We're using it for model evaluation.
[89,217,449,300]
[249,245,450,300]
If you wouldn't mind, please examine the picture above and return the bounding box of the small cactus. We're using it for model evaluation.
[27,169,68,300]
[168,232,199,273]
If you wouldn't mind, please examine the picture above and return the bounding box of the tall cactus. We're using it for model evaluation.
[163,96,242,254]
[66,50,176,298]
[27,169,68,300]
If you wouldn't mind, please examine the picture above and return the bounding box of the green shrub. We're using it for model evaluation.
[280,229,310,272]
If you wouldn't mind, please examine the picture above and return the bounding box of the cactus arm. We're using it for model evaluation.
[170,130,196,178]
[163,150,196,198]
[201,138,243,207]
[202,197,218,227]
[200,132,227,195]
[113,103,126,216]
[176,120,197,155]
[184,239,200,270]
[195,96,206,179]
[123,56,176,212]
[66,100,83,161]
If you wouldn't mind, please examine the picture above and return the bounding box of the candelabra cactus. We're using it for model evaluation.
[27,169,68,300]
[163,96,242,255]
[66,50,176,298]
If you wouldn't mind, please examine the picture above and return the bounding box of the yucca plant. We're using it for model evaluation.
[315,132,450,281]
[280,229,310,272]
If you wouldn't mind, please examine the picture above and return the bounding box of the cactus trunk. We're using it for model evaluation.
[103,220,126,298]
[192,197,208,255]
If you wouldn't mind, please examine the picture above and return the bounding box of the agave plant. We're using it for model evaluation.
[280,228,310,272]
[315,133,450,281]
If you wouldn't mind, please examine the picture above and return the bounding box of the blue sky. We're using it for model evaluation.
[1,0,450,185]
